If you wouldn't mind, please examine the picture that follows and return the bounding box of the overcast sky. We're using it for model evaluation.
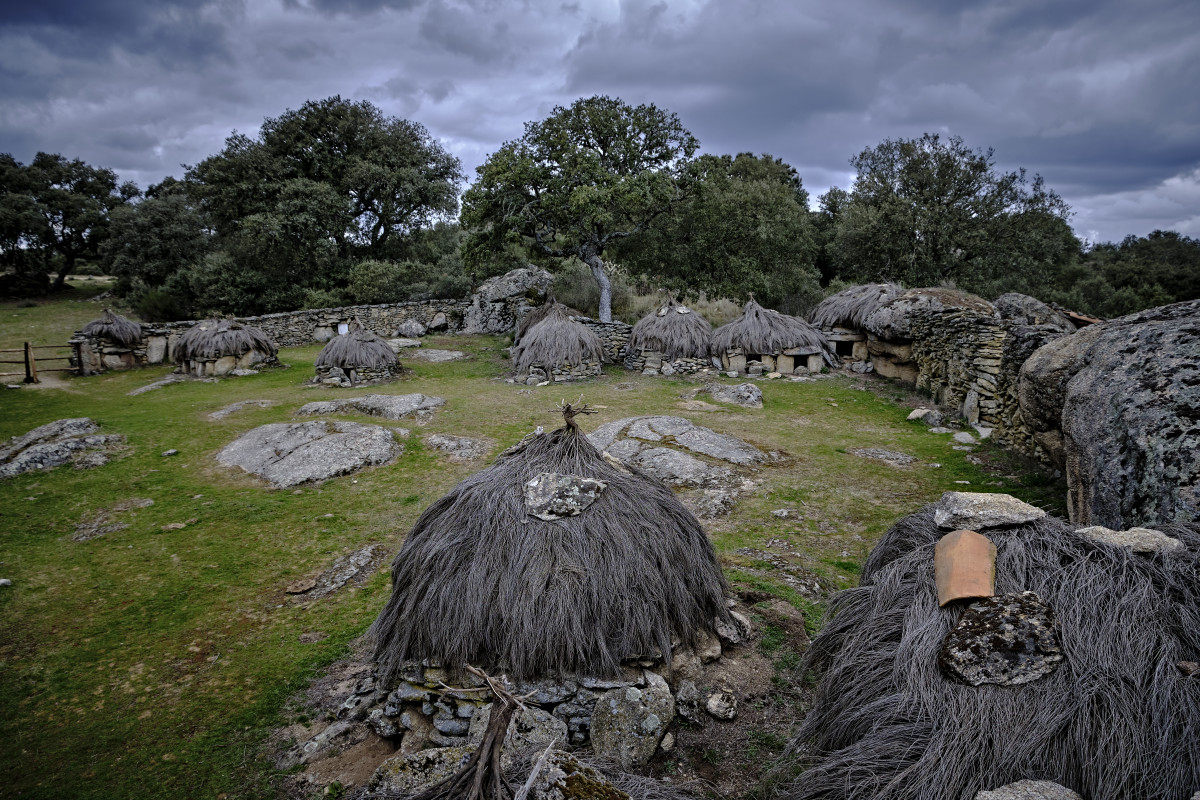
[2,0,1197,244]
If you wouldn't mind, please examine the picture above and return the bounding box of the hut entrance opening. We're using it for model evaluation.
[834,339,855,358]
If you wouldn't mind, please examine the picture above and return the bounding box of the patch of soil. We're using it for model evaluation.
[72,497,154,541]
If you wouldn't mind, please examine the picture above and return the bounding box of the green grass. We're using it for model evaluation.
[0,296,1067,799]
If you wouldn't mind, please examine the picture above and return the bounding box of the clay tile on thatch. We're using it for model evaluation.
[369,414,732,683]
[626,294,712,361]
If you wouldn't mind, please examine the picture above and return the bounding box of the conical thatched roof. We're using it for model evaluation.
[314,322,397,370]
[515,299,586,345]
[809,283,903,330]
[626,294,712,361]
[788,506,1200,800]
[369,409,731,682]
[511,305,605,375]
[175,319,277,362]
[711,298,836,364]
[81,309,142,348]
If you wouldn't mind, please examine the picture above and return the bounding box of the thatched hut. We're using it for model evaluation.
[370,405,731,683]
[511,304,605,383]
[74,309,146,373]
[174,319,278,377]
[623,294,713,375]
[785,505,1200,800]
[711,297,836,376]
[808,283,902,362]
[514,299,585,346]
[313,321,399,386]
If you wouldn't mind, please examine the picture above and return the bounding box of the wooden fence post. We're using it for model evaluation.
[24,342,39,384]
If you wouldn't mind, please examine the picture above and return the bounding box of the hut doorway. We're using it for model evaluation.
[835,339,856,358]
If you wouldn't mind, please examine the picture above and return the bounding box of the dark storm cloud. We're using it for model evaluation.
[0,0,1196,242]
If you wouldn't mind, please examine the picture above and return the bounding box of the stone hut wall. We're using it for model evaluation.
[569,317,632,363]
[623,348,711,375]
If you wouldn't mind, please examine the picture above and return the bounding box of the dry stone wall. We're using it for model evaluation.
[570,317,632,362]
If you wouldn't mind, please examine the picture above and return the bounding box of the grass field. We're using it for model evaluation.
[0,295,1065,799]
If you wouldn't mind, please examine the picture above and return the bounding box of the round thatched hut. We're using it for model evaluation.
[313,321,398,386]
[369,406,731,684]
[711,298,836,376]
[514,299,586,346]
[623,294,713,375]
[786,503,1200,800]
[174,319,278,377]
[75,309,146,373]
[808,283,902,363]
[511,304,605,383]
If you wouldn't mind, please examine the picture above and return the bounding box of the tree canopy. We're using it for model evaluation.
[612,152,821,311]
[828,133,1079,295]
[462,95,698,322]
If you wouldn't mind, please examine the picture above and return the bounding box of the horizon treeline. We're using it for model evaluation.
[1,95,1196,322]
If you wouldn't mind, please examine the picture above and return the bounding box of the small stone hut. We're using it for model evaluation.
[511,304,605,383]
[513,299,585,346]
[623,294,713,375]
[862,287,996,382]
[174,319,279,377]
[711,298,836,376]
[313,321,399,386]
[76,309,145,372]
[808,283,902,364]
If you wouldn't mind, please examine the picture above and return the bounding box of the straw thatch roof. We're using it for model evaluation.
[369,412,731,682]
[314,322,397,370]
[511,305,605,375]
[626,295,712,361]
[809,283,903,330]
[515,299,586,345]
[175,319,277,362]
[711,298,836,364]
[786,507,1200,800]
[81,309,142,348]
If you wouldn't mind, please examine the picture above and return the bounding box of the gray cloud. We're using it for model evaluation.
[0,0,1196,243]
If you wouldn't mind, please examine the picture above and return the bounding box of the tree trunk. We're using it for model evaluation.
[53,253,75,290]
[585,253,612,323]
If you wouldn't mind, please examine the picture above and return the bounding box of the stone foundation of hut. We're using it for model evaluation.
[70,333,162,375]
[518,360,604,385]
[178,349,278,377]
[313,364,400,387]
[718,346,827,376]
[623,348,711,375]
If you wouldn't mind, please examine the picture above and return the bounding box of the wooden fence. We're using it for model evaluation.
[0,342,79,383]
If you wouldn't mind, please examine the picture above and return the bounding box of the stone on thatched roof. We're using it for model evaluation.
[81,309,142,347]
[175,319,277,362]
[314,323,397,371]
[626,295,712,361]
[369,409,731,683]
[809,283,903,330]
[711,298,835,364]
[511,305,605,376]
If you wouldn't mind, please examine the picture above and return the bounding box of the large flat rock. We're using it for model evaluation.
[934,491,1046,530]
[0,418,125,478]
[589,416,767,466]
[217,420,401,488]
[297,393,445,421]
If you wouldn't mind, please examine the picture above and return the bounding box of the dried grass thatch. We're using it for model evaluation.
[626,294,712,361]
[784,507,1200,800]
[809,283,903,330]
[511,305,606,376]
[711,298,836,364]
[369,412,731,684]
[81,309,142,348]
[174,319,277,362]
[515,299,585,345]
[314,322,397,370]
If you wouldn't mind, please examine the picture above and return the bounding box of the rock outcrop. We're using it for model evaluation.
[993,292,1077,334]
[296,393,444,422]
[0,418,125,478]
[1019,299,1200,528]
[216,420,402,488]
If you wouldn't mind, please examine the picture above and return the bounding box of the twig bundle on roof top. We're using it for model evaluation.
[314,322,397,370]
[369,409,731,683]
[784,507,1200,800]
[174,319,277,362]
[809,283,903,330]
[81,309,142,348]
[626,294,712,361]
[711,298,836,364]
[511,305,605,375]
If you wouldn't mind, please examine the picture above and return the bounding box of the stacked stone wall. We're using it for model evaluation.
[623,348,711,375]
[569,317,632,363]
